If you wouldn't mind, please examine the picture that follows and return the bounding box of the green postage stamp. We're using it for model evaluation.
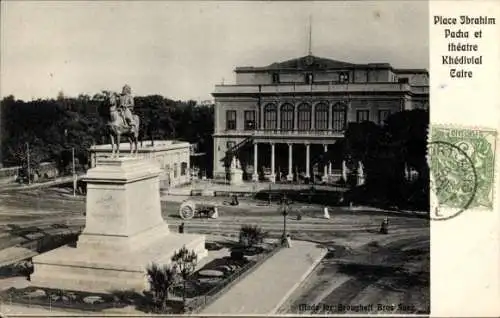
[429,126,497,220]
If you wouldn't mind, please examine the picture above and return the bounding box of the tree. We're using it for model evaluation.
[146,263,178,312]
[0,92,216,177]
[171,246,197,309]
[342,110,429,208]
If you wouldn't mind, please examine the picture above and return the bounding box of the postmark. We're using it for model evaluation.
[429,126,497,220]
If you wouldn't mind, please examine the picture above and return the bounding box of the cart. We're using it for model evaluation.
[179,199,219,219]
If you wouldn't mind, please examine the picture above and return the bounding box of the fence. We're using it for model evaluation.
[186,243,282,314]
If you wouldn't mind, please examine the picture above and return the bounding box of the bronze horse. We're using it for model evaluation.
[107,94,140,157]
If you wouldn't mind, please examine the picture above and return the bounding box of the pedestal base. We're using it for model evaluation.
[31,223,207,293]
[229,169,244,186]
[286,174,294,182]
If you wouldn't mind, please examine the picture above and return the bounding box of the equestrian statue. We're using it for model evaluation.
[107,84,140,157]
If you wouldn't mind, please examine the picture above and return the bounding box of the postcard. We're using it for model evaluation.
[0,1,498,317]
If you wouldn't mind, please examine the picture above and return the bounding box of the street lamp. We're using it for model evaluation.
[64,129,77,196]
[26,142,30,185]
[279,194,290,244]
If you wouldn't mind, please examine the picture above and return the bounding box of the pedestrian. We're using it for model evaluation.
[179,222,185,234]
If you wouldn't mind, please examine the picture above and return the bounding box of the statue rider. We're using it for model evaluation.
[119,84,135,128]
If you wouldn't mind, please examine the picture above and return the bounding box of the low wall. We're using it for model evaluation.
[0,162,59,184]
[0,166,19,184]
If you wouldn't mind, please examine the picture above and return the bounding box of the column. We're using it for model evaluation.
[252,143,259,182]
[328,161,332,175]
[287,143,293,181]
[270,142,276,183]
[322,144,329,183]
[305,143,310,179]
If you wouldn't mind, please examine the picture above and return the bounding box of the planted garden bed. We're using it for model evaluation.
[1,239,280,315]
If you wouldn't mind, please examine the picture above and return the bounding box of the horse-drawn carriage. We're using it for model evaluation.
[178,199,219,220]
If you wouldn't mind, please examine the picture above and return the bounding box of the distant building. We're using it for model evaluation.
[212,54,429,182]
[90,140,192,188]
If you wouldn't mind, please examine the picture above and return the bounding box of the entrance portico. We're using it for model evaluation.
[250,134,339,183]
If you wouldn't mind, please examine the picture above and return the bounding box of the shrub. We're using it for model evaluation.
[239,225,266,248]
[146,263,178,311]
[171,246,198,309]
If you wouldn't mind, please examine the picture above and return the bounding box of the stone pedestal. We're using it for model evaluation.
[31,157,207,293]
[229,168,244,185]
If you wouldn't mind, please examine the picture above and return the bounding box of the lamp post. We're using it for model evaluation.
[279,194,290,244]
[64,129,77,196]
[26,142,30,185]
[72,147,76,196]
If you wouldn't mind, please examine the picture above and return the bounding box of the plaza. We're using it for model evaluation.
[0,182,430,315]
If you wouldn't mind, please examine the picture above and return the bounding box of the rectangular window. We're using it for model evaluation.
[226,110,237,130]
[339,72,349,83]
[356,110,370,123]
[181,162,187,176]
[244,110,256,130]
[378,110,391,125]
[305,73,313,84]
[272,73,280,84]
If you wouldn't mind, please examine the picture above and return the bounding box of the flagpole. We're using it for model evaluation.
[308,14,313,55]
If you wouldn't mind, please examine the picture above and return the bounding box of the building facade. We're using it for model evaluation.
[212,55,429,183]
[90,141,191,188]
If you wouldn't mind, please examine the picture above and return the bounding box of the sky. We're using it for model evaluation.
[0,1,429,102]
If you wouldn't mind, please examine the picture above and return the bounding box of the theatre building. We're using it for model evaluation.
[212,55,429,182]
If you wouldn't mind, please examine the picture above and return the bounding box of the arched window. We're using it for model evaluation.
[280,103,294,131]
[297,103,311,131]
[264,103,277,130]
[314,103,329,130]
[332,103,347,131]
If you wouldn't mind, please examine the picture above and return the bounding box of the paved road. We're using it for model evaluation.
[0,190,429,314]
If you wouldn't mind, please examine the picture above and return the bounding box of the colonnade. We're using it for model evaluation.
[251,142,332,183]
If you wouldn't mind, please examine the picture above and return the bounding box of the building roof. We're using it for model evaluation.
[234,55,428,74]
